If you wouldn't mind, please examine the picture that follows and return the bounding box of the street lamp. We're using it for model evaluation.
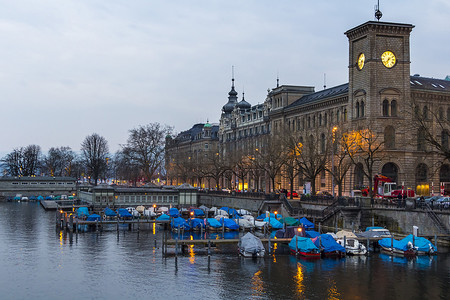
[332,126,338,198]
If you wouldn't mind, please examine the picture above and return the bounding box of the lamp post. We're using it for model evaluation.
[332,126,338,197]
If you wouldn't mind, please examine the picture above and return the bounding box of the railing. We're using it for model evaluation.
[424,204,450,234]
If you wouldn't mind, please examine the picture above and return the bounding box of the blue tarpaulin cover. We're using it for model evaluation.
[312,234,346,254]
[156,214,170,221]
[289,236,319,253]
[219,218,240,230]
[206,218,222,228]
[104,207,116,217]
[169,208,180,218]
[263,217,283,229]
[257,213,282,220]
[190,218,205,229]
[305,230,320,238]
[299,217,314,229]
[117,208,132,218]
[37,196,44,200]
[193,209,205,217]
[171,217,191,230]
[220,207,241,218]
[378,237,410,251]
[77,207,89,218]
[86,214,101,221]
[400,234,437,253]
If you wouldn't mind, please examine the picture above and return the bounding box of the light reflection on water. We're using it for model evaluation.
[0,202,449,300]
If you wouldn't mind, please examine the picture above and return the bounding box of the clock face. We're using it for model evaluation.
[357,53,365,70]
[381,51,396,68]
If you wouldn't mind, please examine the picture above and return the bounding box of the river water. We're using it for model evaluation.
[0,202,448,300]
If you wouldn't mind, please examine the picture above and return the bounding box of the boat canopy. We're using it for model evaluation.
[77,207,89,218]
[220,218,239,230]
[257,213,281,220]
[336,230,357,239]
[279,217,300,226]
[288,236,319,252]
[37,195,44,200]
[379,237,411,251]
[275,226,304,238]
[305,230,320,238]
[206,218,222,228]
[299,217,314,229]
[263,217,283,229]
[193,209,205,217]
[86,214,101,221]
[117,208,132,218]
[156,214,170,221]
[312,234,346,253]
[169,208,180,218]
[400,234,437,253]
[171,217,190,230]
[190,218,205,229]
[220,207,241,218]
[240,232,264,253]
[104,207,117,217]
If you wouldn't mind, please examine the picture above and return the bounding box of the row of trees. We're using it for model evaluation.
[1,123,172,186]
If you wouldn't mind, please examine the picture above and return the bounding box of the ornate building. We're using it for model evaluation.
[166,17,450,196]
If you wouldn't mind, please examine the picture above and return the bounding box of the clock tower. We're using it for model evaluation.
[345,21,414,120]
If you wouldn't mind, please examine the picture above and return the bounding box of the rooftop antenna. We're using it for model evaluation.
[277,71,279,88]
[232,65,235,88]
[375,0,382,21]
[323,73,327,90]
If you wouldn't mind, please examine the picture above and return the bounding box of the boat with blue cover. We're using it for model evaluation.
[399,234,437,255]
[219,218,239,231]
[169,208,180,218]
[289,236,321,258]
[206,218,222,231]
[263,217,283,230]
[171,217,191,231]
[312,234,346,258]
[117,208,133,219]
[189,218,205,231]
[378,236,417,256]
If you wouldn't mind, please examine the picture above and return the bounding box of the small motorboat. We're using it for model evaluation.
[336,230,367,256]
[312,234,346,258]
[239,232,265,258]
[289,236,321,258]
[378,237,417,257]
[398,234,437,255]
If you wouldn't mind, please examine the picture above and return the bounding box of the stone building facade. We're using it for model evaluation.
[166,18,450,196]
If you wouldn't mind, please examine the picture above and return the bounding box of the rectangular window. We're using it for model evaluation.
[31,182,38,185]
[21,182,28,185]
[12,182,18,185]
[40,182,47,185]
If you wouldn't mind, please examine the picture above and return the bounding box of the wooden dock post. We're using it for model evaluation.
[295,235,298,256]
[268,234,271,254]
[367,238,369,254]
[69,214,73,231]
[208,240,211,256]
[344,236,347,252]
[434,234,438,251]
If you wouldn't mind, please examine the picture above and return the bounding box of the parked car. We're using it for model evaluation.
[436,197,450,209]
[287,191,299,198]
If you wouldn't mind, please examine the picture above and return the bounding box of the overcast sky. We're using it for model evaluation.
[0,0,449,155]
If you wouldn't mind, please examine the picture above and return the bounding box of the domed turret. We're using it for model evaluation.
[236,92,251,110]
[222,76,238,114]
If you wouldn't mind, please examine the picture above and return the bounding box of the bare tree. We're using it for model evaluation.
[324,128,352,197]
[2,145,42,176]
[122,123,172,183]
[43,146,76,177]
[81,133,109,186]
[342,128,385,199]
[113,150,141,186]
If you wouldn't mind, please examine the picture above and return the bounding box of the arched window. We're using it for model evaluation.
[439,164,450,183]
[344,109,347,121]
[416,163,428,183]
[361,101,365,117]
[382,163,398,184]
[337,110,340,122]
[324,113,328,126]
[382,99,389,116]
[417,127,426,151]
[319,114,322,127]
[384,126,395,149]
[354,163,364,188]
[356,102,360,118]
[320,133,326,154]
[391,100,397,116]
[423,106,428,119]
[442,130,449,150]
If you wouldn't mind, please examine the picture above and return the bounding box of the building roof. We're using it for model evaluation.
[0,176,77,181]
[286,83,348,109]
[410,76,450,92]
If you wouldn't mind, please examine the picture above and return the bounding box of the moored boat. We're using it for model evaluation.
[289,236,321,258]
[378,237,417,257]
[312,234,346,258]
[239,232,265,258]
[336,230,367,256]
